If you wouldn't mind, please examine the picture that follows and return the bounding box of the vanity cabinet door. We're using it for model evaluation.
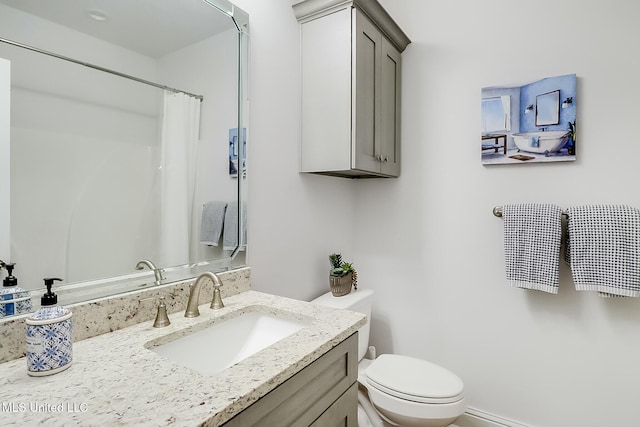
[309,383,358,427]
[221,333,358,427]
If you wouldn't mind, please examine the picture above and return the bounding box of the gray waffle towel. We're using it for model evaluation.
[503,203,563,294]
[565,205,640,297]
[223,201,247,251]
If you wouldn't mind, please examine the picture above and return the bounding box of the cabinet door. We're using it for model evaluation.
[352,8,382,174]
[309,383,358,427]
[221,333,358,427]
[380,37,401,176]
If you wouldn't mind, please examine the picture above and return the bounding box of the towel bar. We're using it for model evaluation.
[493,206,568,218]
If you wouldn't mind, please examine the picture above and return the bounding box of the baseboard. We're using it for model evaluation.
[453,407,535,427]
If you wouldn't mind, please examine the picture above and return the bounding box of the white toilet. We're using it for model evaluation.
[312,289,466,427]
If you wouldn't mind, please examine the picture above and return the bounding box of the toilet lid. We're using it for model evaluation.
[365,354,464,404]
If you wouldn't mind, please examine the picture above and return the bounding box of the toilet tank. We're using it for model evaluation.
[311,289,373,360]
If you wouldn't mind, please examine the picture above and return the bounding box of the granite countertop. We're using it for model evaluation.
[0,290,365,427]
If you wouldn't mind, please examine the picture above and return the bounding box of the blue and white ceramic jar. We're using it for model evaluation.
[0,287,32,318]
[0,263,32,318]
[25,278,73,376]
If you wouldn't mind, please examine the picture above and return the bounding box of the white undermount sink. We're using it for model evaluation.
[146,308,311,375]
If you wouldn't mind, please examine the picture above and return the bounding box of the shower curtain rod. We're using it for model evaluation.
[0,37,204,101]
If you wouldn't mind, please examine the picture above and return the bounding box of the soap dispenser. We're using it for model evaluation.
[25,278,73,376]
[0,263,32,318]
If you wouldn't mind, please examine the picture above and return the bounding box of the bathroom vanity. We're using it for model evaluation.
[0,275,365,426]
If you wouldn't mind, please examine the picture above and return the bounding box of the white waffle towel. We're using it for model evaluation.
[503,203,563,294]
[566,205,640,297]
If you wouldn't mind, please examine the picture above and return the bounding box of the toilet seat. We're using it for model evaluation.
[365,354,464,404]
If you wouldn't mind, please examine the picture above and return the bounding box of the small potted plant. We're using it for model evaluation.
[329,253,358,297]
[567,121,576,155]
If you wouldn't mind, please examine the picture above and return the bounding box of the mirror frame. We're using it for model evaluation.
[0,0,249,309]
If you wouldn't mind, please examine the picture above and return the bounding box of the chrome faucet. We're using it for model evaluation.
[135,259,165,285]
[184,272,224,317]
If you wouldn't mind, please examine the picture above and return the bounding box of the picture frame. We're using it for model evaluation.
[481,74,576,165]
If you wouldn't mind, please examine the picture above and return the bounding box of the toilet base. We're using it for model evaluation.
[358,382,462,427]
[368,385,465,427]
[358,386,389,427]
[374,404,460,427]
[358,359,464,427]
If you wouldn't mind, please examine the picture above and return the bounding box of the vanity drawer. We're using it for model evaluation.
[222,332,358,427]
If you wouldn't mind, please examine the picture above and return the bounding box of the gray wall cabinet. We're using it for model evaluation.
[294,0,410,178]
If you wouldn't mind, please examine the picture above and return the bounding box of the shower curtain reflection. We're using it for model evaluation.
[159,91,201,267]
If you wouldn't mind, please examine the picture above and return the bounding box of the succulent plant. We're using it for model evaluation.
[329,253,342,270]
[328,253,358,288]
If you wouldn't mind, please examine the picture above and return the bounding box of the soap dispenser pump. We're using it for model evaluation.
[25,278,73,376]
[3,262,18,286]
[0,263,32,318]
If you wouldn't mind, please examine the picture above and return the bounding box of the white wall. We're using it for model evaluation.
[234,0,356,302]
[355,1,640,426]
[239,0,640,426]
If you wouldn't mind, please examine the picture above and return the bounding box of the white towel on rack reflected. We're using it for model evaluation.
[200,201,227,246]
[565,205,640,297]
[503,203,563,294]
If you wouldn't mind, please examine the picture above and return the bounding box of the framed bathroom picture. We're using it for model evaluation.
[229,127,247,177]
[481,73,576,165]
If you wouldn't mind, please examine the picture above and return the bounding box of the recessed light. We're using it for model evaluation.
[86,9,110,22]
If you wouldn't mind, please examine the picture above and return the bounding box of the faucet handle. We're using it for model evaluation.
[140,295,172,326]
[153,296,171,328]
[210,282,224,310]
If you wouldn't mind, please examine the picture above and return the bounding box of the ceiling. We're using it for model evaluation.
[0,0,235,57]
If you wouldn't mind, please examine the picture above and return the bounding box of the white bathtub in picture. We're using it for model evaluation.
[512,131,570,156]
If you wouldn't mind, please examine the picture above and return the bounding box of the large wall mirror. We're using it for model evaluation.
[0,0,248,312]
